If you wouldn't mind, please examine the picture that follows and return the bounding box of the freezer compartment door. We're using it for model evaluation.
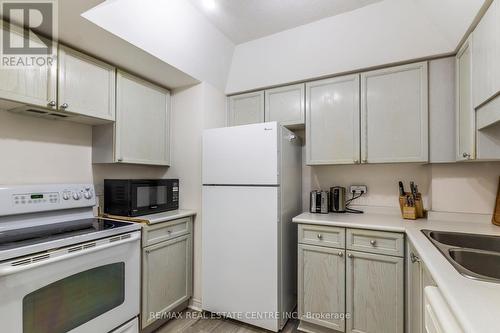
[203,122,279,185]
[202,186,279,331]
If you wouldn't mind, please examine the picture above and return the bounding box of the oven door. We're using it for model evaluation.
[130,180,177,216]
[0,231,140,333]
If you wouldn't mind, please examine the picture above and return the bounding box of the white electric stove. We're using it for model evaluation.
[0,184,141,333]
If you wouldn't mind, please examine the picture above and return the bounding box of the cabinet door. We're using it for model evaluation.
[57,45,115,121]
[306,75,360,165]
[407,242,423,333]
[116,71,171,165]
[0,24,56,109]
[298,244,345,332]
[429,57,456,163]
[472,0,500,108]
[456,37,475,161]
[361,62,428,163]
[142,234,192,329]
[346,251,404,333]
[227,91,264,126]
[265,83,304,127]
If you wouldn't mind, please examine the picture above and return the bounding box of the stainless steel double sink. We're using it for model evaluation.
[422,229,500,283]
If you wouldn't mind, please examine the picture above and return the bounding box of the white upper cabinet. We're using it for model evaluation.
[115,71,171,165]
[58,45,116,121]
[429,57,456,163]
[361,62,429,163]
[306,75,360,165]
[456,37,475,161]
[227,91,265,126]
[265,83,305,127]
[472,0,500,109]
[0,24,56,109]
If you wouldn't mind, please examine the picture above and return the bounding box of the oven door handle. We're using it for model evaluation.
[0,232,140,277]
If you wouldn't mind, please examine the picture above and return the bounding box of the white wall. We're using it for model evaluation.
[303,162,431,211]
[302,154,500,215]
[0,82,225,310]
[0,112,93,184]
[170,82,226,309]
[83,0,235,91]
[431,163,500,214]
[226,0,485,93]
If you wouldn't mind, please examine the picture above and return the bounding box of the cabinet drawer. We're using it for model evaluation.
[298,224,345,249]
[346,228,404,257]
[142,217,191,247]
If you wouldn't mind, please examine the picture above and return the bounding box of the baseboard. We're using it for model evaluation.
[141,300,190,333]
[188,298,202,312]
[298,320,343,333]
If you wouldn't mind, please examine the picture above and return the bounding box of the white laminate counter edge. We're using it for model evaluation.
[293,211,500,333]
[137,209,196,224]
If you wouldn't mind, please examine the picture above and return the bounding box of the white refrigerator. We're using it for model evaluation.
[202,122,302,331]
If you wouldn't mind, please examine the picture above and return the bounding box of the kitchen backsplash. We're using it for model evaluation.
[1,112,498,217]
[302,158,500,215]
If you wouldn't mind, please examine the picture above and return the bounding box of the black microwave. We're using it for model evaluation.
[104,179,179,217]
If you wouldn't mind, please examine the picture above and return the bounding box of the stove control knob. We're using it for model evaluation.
[73,192,81,200]
[84,191,93,200]
[62,192,70,200]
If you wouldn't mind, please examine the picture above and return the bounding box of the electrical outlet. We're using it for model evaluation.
[350,185,367,195]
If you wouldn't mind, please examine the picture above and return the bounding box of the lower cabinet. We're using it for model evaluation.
[346,251,404,333]
[298,244,346,332]
[298,225,405,333]
[407,240,437,333]
[407,242,423,333]
[141,218,193,330]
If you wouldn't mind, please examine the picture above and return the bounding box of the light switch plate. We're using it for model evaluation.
[350,185,367,195]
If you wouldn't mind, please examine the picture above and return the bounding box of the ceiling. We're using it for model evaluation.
[188,0,384,44]
[18,0,199,90]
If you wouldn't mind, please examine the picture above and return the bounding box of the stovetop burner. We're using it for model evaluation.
[0,218,132,251]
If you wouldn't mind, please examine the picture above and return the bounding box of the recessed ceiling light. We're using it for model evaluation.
[202,0,216,10]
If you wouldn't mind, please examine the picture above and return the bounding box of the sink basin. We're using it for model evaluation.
[449,249,500,281]
[427,230,500,253]
[422,229,500,283]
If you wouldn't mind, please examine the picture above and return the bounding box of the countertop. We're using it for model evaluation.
[293,208,500,333]
[103,209,196,225]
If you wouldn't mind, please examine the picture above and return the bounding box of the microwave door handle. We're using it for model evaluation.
[0,232,140,277]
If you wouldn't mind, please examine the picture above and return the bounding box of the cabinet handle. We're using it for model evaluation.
[370,240,377,246]
[60,103,69,109]
[317,234,323,240]
[362,159,368,163]
[117,158,123,162]
[348,253,353,258]
[47,100,56,107]
[354,160,359,164]
[462,152,471,159]
[145,249,151,254]
[410,252,420,263]
[338,252,344,257]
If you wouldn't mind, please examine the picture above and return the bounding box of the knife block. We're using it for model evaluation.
[401,205,417,220]
[399,192,425,220]
[493,177,500,226]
